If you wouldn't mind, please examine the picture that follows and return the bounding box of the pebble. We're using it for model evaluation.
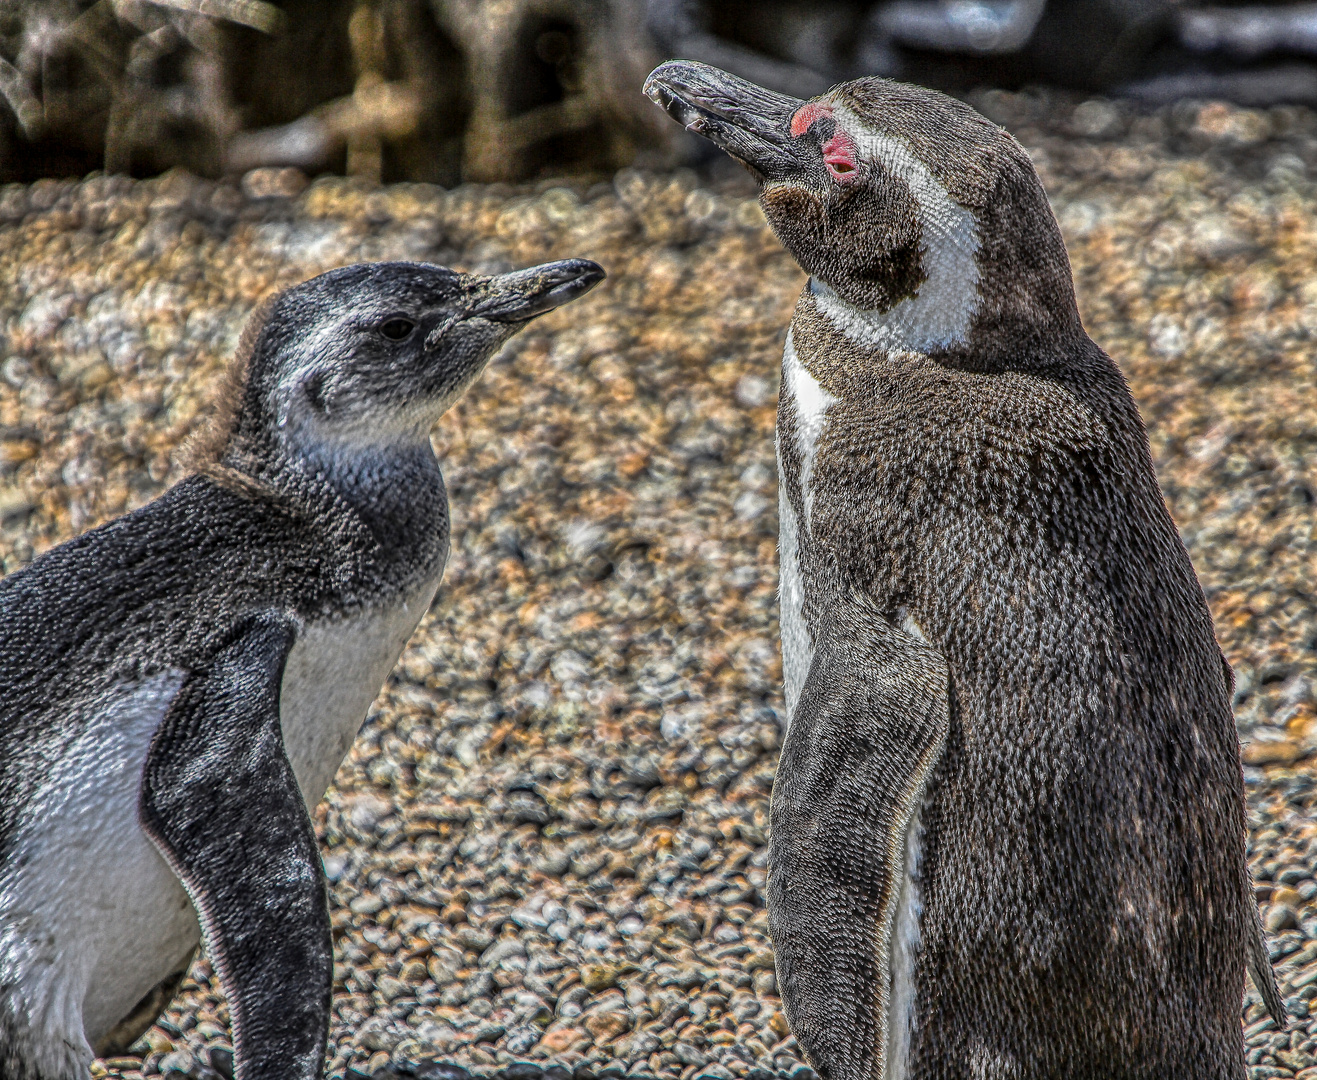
[0,91,1310,1080]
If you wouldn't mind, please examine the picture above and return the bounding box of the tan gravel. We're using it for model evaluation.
[0,90,1315,1080]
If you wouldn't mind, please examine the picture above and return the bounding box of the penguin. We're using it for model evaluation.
[0,257,604,1080]
[644,60,1281,1079]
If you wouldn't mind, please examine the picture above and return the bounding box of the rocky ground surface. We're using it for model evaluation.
[1,89,1315,1080]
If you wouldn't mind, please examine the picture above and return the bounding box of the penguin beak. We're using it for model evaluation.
[465,259,606,324]
[644,60,805,182]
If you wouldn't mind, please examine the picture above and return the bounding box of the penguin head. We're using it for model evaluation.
[644,61,1079,357]
[204,259,604,473]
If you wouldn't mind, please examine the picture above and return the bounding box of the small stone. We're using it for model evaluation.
[673,1043,708,1067]
[581,964,619,993]
[427,955,460,987]
[241,167,310,200]
[455,926,495,952]
[474,1024,507,1044]
[1266,904,1300,934]
[500,1064,545,1080]
[482,938,528,968]
[413,1064,473,1080]
[505,1028,540,1055]
[209,1046,235,1080]
[377,975,410,1001]
[584,1011,632,1042]
[1242,740,1303,767]
[159,1050,194,1075]
[539,1028,586,1053]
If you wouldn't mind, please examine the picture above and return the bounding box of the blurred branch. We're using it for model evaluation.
[225,77,422,174]
[1180,4,1317,61]
[876,0,1047,55]
[645,0,833,97]
[140,0,284,34]
[0,55,42,139]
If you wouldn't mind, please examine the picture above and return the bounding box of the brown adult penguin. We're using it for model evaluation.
[644,60,1281,1079]
[0,258,603,1080]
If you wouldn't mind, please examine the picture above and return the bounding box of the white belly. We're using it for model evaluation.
[0,571,441,1074]
[280,571,442,808]
[0,672,196,1077]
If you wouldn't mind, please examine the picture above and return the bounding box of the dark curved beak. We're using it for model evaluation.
[644,59,806,181]
[470,259,606,323]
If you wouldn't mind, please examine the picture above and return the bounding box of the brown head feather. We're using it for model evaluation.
[180,292,279,493]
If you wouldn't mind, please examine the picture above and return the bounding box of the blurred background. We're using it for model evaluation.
[2,0,1317,187]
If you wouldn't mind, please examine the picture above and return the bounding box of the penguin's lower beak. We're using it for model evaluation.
[468,259,606,323]
[644,59,804,182]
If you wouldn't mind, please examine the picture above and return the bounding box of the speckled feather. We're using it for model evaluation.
[707,72,1281,1079]
[0,260,563,1080]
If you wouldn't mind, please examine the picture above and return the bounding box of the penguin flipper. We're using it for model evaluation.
[768,609,949,1080]
[1248,890,1287,1026]
[140,611,330,1080]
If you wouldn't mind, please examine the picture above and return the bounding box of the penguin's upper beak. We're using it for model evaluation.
[467,259,606,324]
[644,60,805,182]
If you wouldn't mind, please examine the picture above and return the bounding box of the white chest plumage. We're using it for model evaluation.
[777,329,838,724]
[280,568,443,810]
[0,569,441,1074]
[780,258,956,1078]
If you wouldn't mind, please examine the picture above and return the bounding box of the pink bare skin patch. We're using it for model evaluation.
[790,102,833,138]
[790,102,859,183]
[822,131,860,181]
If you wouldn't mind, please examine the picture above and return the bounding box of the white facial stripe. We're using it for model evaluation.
[813,105,981,353]
[783,329,838,529]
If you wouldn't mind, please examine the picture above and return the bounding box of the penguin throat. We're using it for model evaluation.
[299,440,445,537]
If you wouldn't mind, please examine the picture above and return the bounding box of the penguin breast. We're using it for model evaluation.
[0,671,199,1064]
[279,566,446,809]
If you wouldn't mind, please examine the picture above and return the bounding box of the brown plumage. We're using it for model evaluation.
[645,60,1281,1079]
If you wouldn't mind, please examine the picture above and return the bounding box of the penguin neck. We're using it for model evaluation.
[218,430,448,557]
[297,438,446,544]
[807,273,976,359]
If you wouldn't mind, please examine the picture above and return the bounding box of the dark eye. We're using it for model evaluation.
[378,317,416,341]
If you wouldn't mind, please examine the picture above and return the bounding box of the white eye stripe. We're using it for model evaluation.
[815,105,981,354]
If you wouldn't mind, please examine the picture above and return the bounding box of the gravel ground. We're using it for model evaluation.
[1,90,1315,1080]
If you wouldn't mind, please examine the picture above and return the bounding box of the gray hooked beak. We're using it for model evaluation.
[467,259,606,324]
[644,59,806,181]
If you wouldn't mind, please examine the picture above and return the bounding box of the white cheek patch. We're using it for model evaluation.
[812,105,981,353]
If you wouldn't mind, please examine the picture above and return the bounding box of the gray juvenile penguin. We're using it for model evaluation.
[0,257,603,1080]
[644,60,1281,1079]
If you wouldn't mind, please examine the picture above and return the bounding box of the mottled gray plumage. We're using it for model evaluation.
[0,258,603,1080]
[645,59,1279,1079]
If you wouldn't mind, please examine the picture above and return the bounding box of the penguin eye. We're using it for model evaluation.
[822,131,860,183]
[378,317,416,341]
